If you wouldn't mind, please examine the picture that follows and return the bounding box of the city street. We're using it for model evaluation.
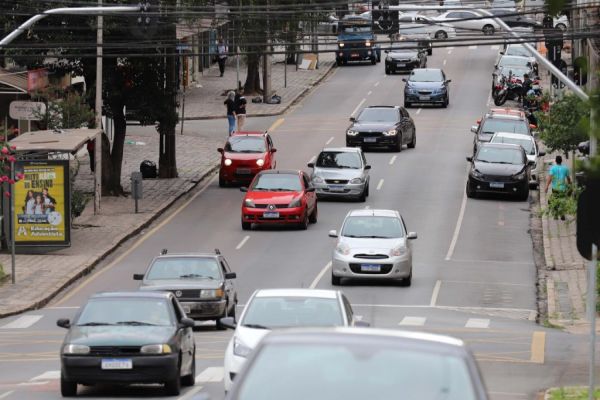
[0,44,593,399]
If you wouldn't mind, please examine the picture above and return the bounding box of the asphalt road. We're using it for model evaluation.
[0,43,593,400]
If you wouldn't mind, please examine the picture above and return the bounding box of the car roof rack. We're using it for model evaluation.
[215,248,221,255]
[160,248,168,255]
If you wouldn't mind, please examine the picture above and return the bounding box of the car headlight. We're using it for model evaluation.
[386,56,391,62]
[336,242,351,256]
[347,129,359,136]
[63,344,90,355]
[289,197,302,208]
[390,246,407,257]
[383,129,397,136]
[349,177,363,184]
[312,176,324,184]
[243,198,256,208]
[471,168,483,179]
[234,337,253,358]
[338,42,345,48]
[224,158,232,166]
[201,288,224,299]
[433,87,447,94]
[406,86,417,94]
[512,170,527,180]
[256,159,264,167]
[365,41,372,47]
[140,344,172,354]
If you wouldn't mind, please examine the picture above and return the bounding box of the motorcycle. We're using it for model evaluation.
[493,73,523,106]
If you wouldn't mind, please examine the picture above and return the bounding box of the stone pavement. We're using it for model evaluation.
[0,44,338,318]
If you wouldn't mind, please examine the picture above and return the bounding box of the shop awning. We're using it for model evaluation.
[9,128,101,153]
[0,68,27,95]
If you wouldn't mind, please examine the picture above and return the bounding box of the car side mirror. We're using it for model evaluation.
[306,187,316,192]
[365,165,371,170]
[57,318,71,329]
[240,187,248,192]
[271,148,277,153]
[402,78,407,82]
[307,162,315,168]
[466,156,473,162]
[446,79,452,83]
[180,317,195,328]
[528,160,535,166]
[217,148,224,153]
[471,126,478,134]
[407,232,418,240]
[538,151,546,157]
[499,51,505,55]
[218,317,237,330]
[225,272,237,279]
[384,49,389,53]
[355,320,370,327]
[349,116,356,122]
[133,273,144,280]
[328,230,338,238]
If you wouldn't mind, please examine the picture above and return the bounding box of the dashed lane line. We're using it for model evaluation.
[430,280,442,307]
[325,136,334,145]
[195,367,224,383]
[367,90,372,95]
[307,155,316,164]
[1,315,43,330]
[309,262,332,289]
[374,81,380,87]
[376,179,384,190]
[351,98,366,116]
[443,59,447,66]
[30,371,60,381]
[235,235,250,250]
[416,108,422,115]
[268,118,285,132]
[465,318,490,329]
[530,331,545,363]
[445,179,468,261]
[389,155,397,165]
[399,317,426,326]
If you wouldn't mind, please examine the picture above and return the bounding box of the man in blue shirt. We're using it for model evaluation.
[545,155,572,220]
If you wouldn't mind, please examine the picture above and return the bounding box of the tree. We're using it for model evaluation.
[537,94,590,155]
[31,86,95,130]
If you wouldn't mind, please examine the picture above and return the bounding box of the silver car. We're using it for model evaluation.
[308,147,371,202]
[329,209,417,286]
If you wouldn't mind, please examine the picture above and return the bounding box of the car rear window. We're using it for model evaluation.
[146,257,221,280]
[242,297,344,328]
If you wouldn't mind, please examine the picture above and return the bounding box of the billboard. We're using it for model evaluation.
[372,0,399,35]
[13,160,70,246]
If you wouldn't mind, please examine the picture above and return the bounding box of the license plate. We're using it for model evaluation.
[101,359,132,370]
[490,182,504,189]
[236,168,251,175]
[361,264,381,272]
[351,53,359,58]
[396,63,406,67]
[328,185,345,192]
[419,95,430,100]
[363,137,377,143]
[183,305,191,314]
[263,211,280,218]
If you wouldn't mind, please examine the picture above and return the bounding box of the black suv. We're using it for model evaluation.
[346,105,416,152]
[470,108,532,154]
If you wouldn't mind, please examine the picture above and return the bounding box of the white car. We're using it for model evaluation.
[398,14,457,39]
[221,288,366,392]
[554,15,569,30]
[490,132,545,183]
[329,209,417,286]
[433,10,501,35]
[499,44,538,74]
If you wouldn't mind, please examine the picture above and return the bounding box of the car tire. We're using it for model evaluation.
[366,183,370,197]
[358,187,367,202]
[401,269,412,287]
[331,273,341,286]
[371,57,377,65]
[218,175,227,188]
[404,101,411,108]
[483,24,495,35]
[241,220,251,231]
[435,30,448,39]
[165,373,181,396]
[336,59,343,66]
[309,203,318,223]
[385,66,391,75]
[394,135,402,152]
[61,376,77,397]
[377,53,381,63]
[300,212,309,230]
[441,96,448,108]
[466,181,477,198]
[519,188,530,201]
[408,132,416,149]
[181,349,196,387]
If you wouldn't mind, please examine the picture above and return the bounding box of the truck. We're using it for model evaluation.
[336,16,381,66]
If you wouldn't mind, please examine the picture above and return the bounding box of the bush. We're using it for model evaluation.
[542,185,582,220]
[71,190,90,219]
[536,94,590,155]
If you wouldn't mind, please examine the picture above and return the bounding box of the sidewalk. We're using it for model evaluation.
[0,52,337,318]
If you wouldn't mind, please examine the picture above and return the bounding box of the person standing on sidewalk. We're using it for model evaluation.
[545,155,572,220]
[217,37,228,77]
[224,91,237,135]
[235,91,247,131]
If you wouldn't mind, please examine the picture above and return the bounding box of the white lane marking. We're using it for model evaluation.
[491,45,500,50]
[1,315,43,329]
[376,179,384,190]
[177,385,204,400]
[374,81,380,87]
[45,306,80,310]
[468,45,478,50]
[443,59,447,66]
[367,90,372,95]
[488,392,529,398]
[445,184,467,261]
[364,205,370,209]
[18,382,48,386]
[447,47,454,50]
[355,315,363,321]
[399,316,426,326]
[31,371,60,381]
[465,318,490,329]
[415,108,422,115]
[430,280,442,307]
[325,136,334,145]
[447,49,453,54]
[195,367,224,383]
[351,304,536,314]
[307,155,316,164]
[351,98,366,117]
[235,236,250,250]
[0,392,14,399]
[389,155,397,165]
[309,262,332,289]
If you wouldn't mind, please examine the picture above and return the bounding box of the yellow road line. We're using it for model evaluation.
[530,331,546,364]
[268,118,285,132]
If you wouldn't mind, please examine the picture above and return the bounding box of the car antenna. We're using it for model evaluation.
[215,248,221,255]
[160,248,168,255]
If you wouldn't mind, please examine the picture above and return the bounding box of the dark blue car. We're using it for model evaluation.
[402,68,451,108]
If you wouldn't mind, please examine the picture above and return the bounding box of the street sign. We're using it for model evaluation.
[577,177,600,260]
[9,101,46,121]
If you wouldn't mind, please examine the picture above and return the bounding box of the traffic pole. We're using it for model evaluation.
[590,243,598,400]
[10,160,15,284]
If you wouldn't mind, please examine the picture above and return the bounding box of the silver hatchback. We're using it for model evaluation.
[308,147,371,202]
[329,209,417,286]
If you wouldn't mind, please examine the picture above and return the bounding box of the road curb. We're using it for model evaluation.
[0,165,219,319]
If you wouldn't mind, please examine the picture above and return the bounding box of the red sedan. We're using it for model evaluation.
[218,132,277,187]
[240,170,318,230]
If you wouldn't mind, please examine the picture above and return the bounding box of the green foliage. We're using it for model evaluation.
[0,263,5,280]
[71,189,90,219]
[31,86,95,130]
[537,95,590,154]
[549,386,600,400]
[541,185,582,220]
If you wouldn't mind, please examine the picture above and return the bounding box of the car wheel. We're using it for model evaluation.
[377,53,381,63]
[404,101,411,108]
[466,181,477,198]
[394,135,402,152]
[401,269,412,287]
[435,30,448,39]
[427,48,432,55]
[358,187,367,202]
[366,183,370,197]
[309,203,318,223]
[218,175,227,188]
[441,96,448,108]
[331,273,341,286]
[385,66,391,75]
[483,24,495,35]
[300,211,309,230]
[371,57,377,65]
[408,131,416,149]
[336,59,343,66]
[241,219,251,231]
[165,357,182,396]
[181,349,196,387]
[556,23,566,31]
[519,188,530,201]
[61,376,77,397]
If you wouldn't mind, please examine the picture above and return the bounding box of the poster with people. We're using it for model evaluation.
[13,160,70,246]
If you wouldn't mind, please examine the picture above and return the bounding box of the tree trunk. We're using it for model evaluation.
[158,24,178,179]
[104,96,127,195]
[244,51,262,94]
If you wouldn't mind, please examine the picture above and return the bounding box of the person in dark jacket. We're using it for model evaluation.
[224,91,237,135]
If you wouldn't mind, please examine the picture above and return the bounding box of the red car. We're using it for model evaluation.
[240,170,318,230]
[218,132,277,187]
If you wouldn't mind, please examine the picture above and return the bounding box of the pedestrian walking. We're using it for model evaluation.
[545,155,572,220]
[86,139,95,173]
[235,91,247,132]
[217,37,228,77]
[224,91,237,135]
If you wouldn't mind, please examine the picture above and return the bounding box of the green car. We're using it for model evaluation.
[57,291,196,397]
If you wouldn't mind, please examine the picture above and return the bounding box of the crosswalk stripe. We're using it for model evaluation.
[399,316,427,326]
[491,45,500,50]
[468,45,478,50]
[1,315,43,329]
[465,318,490,329]
[31,371,60,381]
[195,367,224,383]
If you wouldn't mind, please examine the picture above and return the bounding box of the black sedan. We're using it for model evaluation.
[57,291,196,397]
[346,105,416,152]
[384,42,427,74]
[466,143,535,200]
[403,68,451,108]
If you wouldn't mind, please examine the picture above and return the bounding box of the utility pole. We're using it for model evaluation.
[94,0,103,214]
[262,0,272,103]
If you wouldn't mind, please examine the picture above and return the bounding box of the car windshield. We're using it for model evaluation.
[341,216,404,238]
[491,136,535,154]
[146,257,221,280]
[251,174,303,191]
[77,298,173,326]
[235,343,477,400]
[499,56,529,67]
[476,146,525,164]
[316,151,362,169]
[356,108,398,123]
[506,46,532,58]
[481,118,529,135]
[226,136,266,153]
[409,69,443,82]
[241,297,344,328]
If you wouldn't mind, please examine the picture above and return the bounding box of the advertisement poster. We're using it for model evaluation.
[13,160,70,246]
